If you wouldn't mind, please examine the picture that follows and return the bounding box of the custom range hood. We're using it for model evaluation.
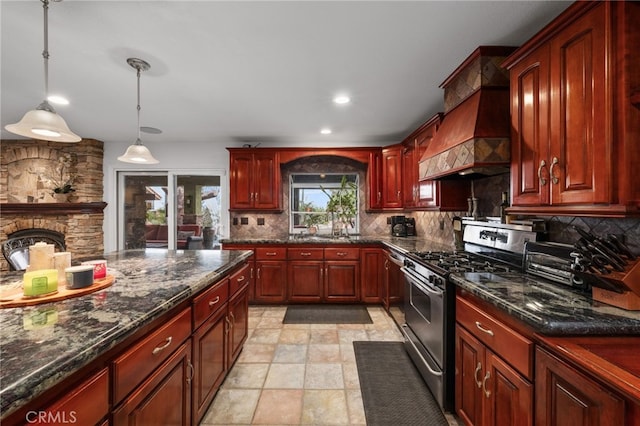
[419,46,516,180]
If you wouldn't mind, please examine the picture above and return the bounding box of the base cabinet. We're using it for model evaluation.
[113,341,193,426]
[360,248,384,303]
[535,347,625,426]
[455,295,534,426]
[382,250,403,311]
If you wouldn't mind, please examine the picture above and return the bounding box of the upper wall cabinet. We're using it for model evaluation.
[403,113,471,211]
[228,149,281,211]
[504,1,640,217]
[381,145,404,209]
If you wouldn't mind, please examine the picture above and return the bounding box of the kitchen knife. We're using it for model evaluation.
[592,239,627,267]
[587,243,626,272]
[607,234,637,260]
[573,226,597,242]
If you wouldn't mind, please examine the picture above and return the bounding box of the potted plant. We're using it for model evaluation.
[303,212,327,234]
[201,205,216,249]
[48,153,77,202]
[321,175,357,237]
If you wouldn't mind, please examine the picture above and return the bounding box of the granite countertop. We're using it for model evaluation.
[0,248,252,419]
[450,272,640,335]
[220,235,453,253]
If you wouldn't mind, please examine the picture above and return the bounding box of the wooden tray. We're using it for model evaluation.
[0,275,115,309]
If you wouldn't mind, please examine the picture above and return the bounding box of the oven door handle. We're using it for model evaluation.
[400,324,443,377]
[401,267,444,296]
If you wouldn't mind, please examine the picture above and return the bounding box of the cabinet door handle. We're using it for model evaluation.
[186,360,194,384]
[152,336,173,355]
[229,311,235,328]
[482,371,491,398]
[257,268,261,279]
[208,296,220,307]
[377,192,381,203]
[538,159,547,186]
[474,362,483,388]
[550,156,559,185]
[475,321,494,336]
[225,316,231,335]
[250,267,254,279]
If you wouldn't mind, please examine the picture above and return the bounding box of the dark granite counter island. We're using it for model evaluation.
[0,248,252,421]
[450,271,640,335]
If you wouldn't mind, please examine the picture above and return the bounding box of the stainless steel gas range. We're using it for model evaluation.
[399,220,542,412]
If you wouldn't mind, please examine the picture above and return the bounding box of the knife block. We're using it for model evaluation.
[591,259,640,310]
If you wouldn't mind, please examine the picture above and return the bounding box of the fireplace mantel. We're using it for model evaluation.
[1,202,108,215]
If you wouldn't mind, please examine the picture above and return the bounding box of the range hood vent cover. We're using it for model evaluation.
[418,46,515,180]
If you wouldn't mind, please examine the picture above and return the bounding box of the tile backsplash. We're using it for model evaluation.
[228,159,640,255]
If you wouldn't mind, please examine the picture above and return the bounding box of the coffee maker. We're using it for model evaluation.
[391,216,416,237]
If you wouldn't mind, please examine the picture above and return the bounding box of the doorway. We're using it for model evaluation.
[118,171,224,250]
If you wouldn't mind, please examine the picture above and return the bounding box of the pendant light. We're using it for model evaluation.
[117,58,159,164]
[4,0,81,143]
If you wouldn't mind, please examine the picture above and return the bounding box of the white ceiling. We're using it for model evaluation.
[1,1,571,148]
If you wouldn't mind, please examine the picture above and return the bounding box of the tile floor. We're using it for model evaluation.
[200,305,461,426]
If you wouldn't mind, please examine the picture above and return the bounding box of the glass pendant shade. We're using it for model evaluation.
[117,138,159,164]
[4,0,80,143]
[5,101,81,142]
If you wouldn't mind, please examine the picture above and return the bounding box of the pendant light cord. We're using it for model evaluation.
[136,66,142,144]
[42,0,50,100]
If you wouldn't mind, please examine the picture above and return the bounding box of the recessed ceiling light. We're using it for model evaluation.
[333,95,351,105]
[320,128,332,135]
[47,95,69,105]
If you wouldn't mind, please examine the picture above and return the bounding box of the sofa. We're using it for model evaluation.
[145,224,202,249]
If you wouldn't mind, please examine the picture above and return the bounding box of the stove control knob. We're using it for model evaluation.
[428,275,435,284]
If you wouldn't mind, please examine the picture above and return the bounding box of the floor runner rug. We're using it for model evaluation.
[353,341,448,426]
[283,304,372,324]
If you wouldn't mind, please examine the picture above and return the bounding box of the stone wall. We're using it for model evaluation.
[1,139,105,271]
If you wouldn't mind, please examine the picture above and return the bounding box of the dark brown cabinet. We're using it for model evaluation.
[287,247,360,303]
[31,369,109,426]
[228,284,249,365]
[382,250,403,312]
[228,149,281,211]
[367,149,384,210]
[113,341,193,426]
[254,247,287,303]
[381,145,403,209]
[455,296,534,426]
[505,1,640,216]
[288,248,324,302]
[360,247,384,303]
[192,300,227,423]
[535,347,625,426]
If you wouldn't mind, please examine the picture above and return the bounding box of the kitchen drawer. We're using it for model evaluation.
[112,307,192,404]
[229,262,251,295]
[324,247,360,261]
[255,247,287,260]
[193,278,229,329]
[456,296,534,380]
[34,368,109,426]
[288,247,324,260]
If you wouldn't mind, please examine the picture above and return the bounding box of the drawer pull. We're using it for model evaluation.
[152,336,173,355]
[337,252,348,257]
[482,371,491,398]
[208,296,220,307]
[475,321,494,336]
[474,362,483,388]
[300,252,312,256]
[236,275,245,283]
[265,252,277,256]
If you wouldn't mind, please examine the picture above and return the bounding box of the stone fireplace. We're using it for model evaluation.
[0,139,106,271]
